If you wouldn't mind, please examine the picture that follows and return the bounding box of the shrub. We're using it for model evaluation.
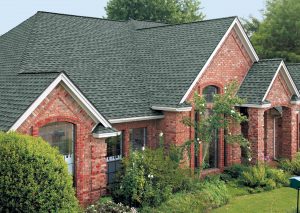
[86,201,137,213]
[221,164,249,182]
[199,178,230,209]
[0,132,79,212]
[266,168,289,187]
[111,146,193,208]
[142,177,229,213]
[241,164,267,188]
[241,164,289,191]
[279,153,300,175]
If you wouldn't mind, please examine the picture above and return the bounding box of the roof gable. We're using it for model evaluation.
[9,73,112,131]
[238,59,300,106]
[179,18,259,104]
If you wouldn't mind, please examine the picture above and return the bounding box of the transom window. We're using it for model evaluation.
[39,122,75,174]
[202,85,218,103]
[130,128,147,151]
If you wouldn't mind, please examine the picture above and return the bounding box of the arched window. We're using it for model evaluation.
[39,122,75,174]
[202,85,218,103]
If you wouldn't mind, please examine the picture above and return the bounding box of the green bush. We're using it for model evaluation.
[241,164,289,191]
[241,164,267,188]
[111,146,193,207]
[86,200,136,213]
[221,164,249,182]
[266,168,289,187]
[0,132,79,212]
[142,177,229,213]
[279,153,300,175]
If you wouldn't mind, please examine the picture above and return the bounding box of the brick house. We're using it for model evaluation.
[1,11,300,205]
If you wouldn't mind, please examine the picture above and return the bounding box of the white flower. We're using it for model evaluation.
[197,138,200,141]
[231,110,235,114]
[201,103,205,106]
[159,132,164,137]
[248,158,252,162]
[142,146,145,151]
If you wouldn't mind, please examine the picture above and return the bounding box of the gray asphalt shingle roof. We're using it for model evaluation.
[0,11,237,131]
[287,64,300,91]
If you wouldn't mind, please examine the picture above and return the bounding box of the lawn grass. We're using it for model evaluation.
[212,187,297,213]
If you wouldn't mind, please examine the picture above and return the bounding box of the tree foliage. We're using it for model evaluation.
[105,0,205,24]
[251,0,300,62]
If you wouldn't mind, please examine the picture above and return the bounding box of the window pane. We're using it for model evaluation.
[203,86,218,103]
[39,122,74,174]
[130,128,147,151]
[106,132,123,161]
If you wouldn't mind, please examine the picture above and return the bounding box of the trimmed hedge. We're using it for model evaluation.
[0,132,79,212]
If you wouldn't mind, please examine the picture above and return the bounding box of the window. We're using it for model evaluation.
[106,133,123,162]
[203,85,218,103]
[39,122,75,174]
[130,128,147,151]
[203,109,218,169]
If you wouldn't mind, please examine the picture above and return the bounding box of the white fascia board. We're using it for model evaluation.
[9,73,111,131]
[240,103,272,109]
[151,106,192,112]
[262,61,300,102]
[291,100,300,105]
[179,18,259,104]
[109,115,165,124]
[93,131,121,139]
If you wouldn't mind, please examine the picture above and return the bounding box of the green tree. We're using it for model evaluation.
[241,16,261,38]
[251,0,300,62]
[105,0,205,24]
[182,82,251,176]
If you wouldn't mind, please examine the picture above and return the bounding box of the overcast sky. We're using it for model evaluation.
[0,0,266,35]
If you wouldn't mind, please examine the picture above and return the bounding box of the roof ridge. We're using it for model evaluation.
[37,11,126,23]
[136,16,237,30]
[13,14,39,74]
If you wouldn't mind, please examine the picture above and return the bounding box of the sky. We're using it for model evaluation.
[0,0,266,35]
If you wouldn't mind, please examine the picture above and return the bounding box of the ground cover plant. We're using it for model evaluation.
[0,132,79,212]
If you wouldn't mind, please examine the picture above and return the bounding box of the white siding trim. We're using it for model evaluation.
[179,18,259,104]
[93,131,121,139]
[9,73,111,131]
[240,103,272,108]
[151,106,192,112]
[109,115,164,124]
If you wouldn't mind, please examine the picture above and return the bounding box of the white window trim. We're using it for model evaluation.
[9,73,111,131]
[262,61,300,102]
[179,18,259,104]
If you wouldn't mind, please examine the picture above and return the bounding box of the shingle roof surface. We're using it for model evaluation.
[237,59,282,104]
[287,64,300,91]
[0,11,236,131]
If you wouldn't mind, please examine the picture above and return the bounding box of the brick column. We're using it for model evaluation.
[264,110,274,160]
[123,129,130,157]
[248,108,265,163]
[282,106,298,159]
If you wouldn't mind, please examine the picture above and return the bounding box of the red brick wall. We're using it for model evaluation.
[17,84,107,206]
[112,119,161,156]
